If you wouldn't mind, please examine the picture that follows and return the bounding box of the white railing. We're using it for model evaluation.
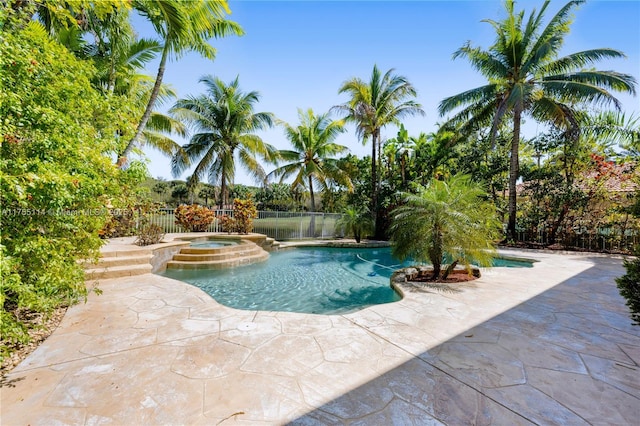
[151,209,344,240]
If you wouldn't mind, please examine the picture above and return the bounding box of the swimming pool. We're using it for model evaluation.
[160,247,532,315]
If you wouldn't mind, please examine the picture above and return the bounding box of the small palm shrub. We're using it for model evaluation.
[616,253,640,326]
[336,206,374,243]
[175,204,215,232]
[390,174,502,280]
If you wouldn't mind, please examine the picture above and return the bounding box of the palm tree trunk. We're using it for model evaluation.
[117,43,169,168]
[507,107,522,241]
[371,132,379,238]
[220,176,227,208]
[308,176,316,236]
[308,175,316,212]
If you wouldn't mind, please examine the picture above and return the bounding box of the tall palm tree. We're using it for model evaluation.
[334,65,424,237]
[268,109,351,213]
[439,0,636,240]
[170,75,277,207]
[118,0,244,167]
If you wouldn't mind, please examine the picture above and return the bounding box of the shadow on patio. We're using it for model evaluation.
[291,256,640,425]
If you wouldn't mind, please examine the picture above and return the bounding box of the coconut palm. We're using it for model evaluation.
[269,109,351,213]
[390,174,502,280]
[334,65,424,237]
[118,0,244,167]
[439,0,636,240]
[170,75,277,208]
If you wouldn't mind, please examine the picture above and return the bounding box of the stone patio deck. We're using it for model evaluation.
[1,248,638,425]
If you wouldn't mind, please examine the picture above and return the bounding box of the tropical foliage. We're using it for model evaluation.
[170,76,277,207]
[118,0,244,166]
[617,253,640,326]
[270,109,351,212]
[335,65,424,237]
[390,175,502,280]
[0,22,139,356]
[335,206,374,243]
[174,204,216,232]
[439,0,636,240]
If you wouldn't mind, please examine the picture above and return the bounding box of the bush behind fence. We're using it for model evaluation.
[147,208,637,252]
[516,228,639,253]
[151,209,343,240]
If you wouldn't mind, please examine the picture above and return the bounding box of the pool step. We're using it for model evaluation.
[166,251,269,270]
[166,240,270,270]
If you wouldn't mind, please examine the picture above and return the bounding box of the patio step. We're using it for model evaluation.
[82,254,153,269]
[85,263,152,280]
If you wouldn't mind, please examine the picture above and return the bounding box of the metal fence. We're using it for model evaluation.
[151,209,343,240]
[515,228,639,253]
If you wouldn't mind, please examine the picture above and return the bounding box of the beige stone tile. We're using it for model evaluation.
[241,334,324,377]
[10,332,95,371]
[79,328,158,356]
[484,384,589,425]
[134,304,191,329]
[155,318,220,343]
[497,331,587,374]
[171,338,251,379]
[429,342,526,388]
[314,327,383,363]
[367,324,440,355]
[277,311,334,335]
[581,353,640,397]
[527,366,640,424]
[619,343,640,366]
[203,372,307,422]
[219,315,282,349]
[350,398,444,425]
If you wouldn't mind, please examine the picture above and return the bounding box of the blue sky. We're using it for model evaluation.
[133,0,640,184]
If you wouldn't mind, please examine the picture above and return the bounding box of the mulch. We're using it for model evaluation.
[1,306,68,376]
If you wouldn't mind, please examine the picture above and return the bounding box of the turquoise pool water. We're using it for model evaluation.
[160,247,533,315]
[189,240,238,248]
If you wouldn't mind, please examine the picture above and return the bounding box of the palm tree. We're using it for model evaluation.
[336,205,374,243]
[118,0,244,167]
[170,75,277,208]
[268,109,351,213]
[334,65,424,237]
[390,175,502,280]
[439,0,636,241]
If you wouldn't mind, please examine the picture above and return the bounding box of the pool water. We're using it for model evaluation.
[160,247,532,315]
[189,240,238,248]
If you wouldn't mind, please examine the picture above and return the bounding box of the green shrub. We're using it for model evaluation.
[232,198,258,234]
[174,204,215,232]
[0,23,139,361]
[390,175,502,280]
[616,254,640,326]
[216,199,258,234]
